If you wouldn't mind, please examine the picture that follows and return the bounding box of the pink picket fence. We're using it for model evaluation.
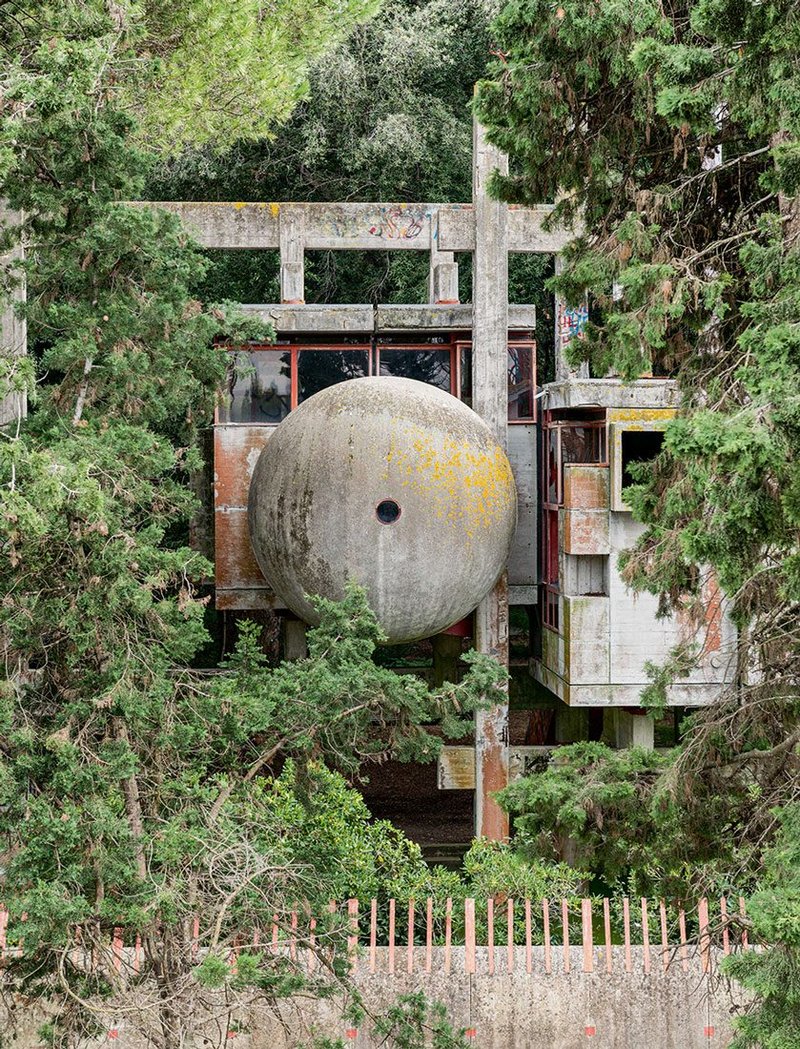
[0,897,753,977]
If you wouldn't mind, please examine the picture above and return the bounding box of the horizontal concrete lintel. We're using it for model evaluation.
[529,661,725,708]
[242,304,375,332]
[241,303,536,333]
[130,201,577,254]
[543,378,680,412]
[215,588,287,611]
[509,585,538,605]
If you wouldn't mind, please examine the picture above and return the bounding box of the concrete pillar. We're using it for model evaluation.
[279,206,305,304]
[429,209,459,304]
[282,617,308,661]
[612,709,655,750]
[472,116,510,840]
[554,704,590,744]
[0,204,26,428]
[553,254,589,382]
[432,632,463,687]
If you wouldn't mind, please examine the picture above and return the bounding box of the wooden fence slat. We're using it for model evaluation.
[308,917,317,973]
[739,896,749,949]
[641,899,651,974]
[445,897,452,974]
[698,897,710,973]
[721,897,730,956]
[407,900,415,975]
[678,907,688,973]
[507,899,514,973]
[603,898,612,973]
[487,898,495,976]
[659,899,669,972]
[112,928,123,973]
[290,910,298,962]
[525,899,532,974]
[543,899,551,975]
[562,899,570,974]
[389,899,396,975]
[271,914,279,953]
[347,899,358,973]
[425,898,433,973]
[582,899,593,973]
[465,898,476,975]
[134,933,141,975]
[370,900,377,974]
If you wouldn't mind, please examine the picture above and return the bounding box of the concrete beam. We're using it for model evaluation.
[241,304,375,333]
[543,377,680,412]
[240,303,536,334]
[135,201,576,254]
[0,205,26,429]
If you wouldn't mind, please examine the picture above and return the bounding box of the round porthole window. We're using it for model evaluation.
[376,499,401,524]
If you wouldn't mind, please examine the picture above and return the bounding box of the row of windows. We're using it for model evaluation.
[217,340,536,424]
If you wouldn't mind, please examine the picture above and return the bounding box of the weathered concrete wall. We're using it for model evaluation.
[1,948,747,1049]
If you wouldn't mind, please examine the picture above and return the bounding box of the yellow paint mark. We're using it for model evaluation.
[270,203,280,217]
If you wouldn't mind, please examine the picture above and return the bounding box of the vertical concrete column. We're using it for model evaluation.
[612,709,655,750]
[429,209,459,304]
[554,703,590,743]
[0,204,26,428]
[282,617,308,661]
[279,206,305,305]
[472,116,510,840]
[432,632,463,687]
[553,254,589,382]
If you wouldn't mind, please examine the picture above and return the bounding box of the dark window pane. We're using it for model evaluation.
[460,346,472,407]
[508,345,534,420]
[297,349,369,403]
[220,350,290,424]
[379,349,451,393]
[621,429,664,489]
[561,425,605,465]
[547,428,559,504]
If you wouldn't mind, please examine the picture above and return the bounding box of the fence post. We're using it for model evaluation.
[581,899,593,973]
[347,899,358,973]
[465,898,476,975]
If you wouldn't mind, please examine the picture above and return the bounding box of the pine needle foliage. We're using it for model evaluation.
[475,0,800,1026]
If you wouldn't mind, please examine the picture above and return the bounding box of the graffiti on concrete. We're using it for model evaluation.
[369,206,427,241]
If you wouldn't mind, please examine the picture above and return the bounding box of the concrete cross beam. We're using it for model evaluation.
[131,200,576,254]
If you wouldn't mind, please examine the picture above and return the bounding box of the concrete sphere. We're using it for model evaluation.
[248,376,517,643]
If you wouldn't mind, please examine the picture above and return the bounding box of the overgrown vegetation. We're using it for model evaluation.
[476,0,800,1032]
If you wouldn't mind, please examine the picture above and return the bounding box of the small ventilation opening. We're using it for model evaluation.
[376,499,401,524]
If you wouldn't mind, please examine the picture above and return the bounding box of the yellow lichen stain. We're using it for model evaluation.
[608,407,676,424]
[384,427,515,543]
[270,203,280,218]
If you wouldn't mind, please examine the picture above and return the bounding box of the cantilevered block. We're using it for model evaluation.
[561,508,610,555]
[563,464,609,509]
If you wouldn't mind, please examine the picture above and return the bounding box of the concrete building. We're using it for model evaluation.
[0,121,734,847]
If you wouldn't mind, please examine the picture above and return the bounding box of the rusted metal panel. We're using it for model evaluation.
[214,425,272,595]
[437,746,475,790]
